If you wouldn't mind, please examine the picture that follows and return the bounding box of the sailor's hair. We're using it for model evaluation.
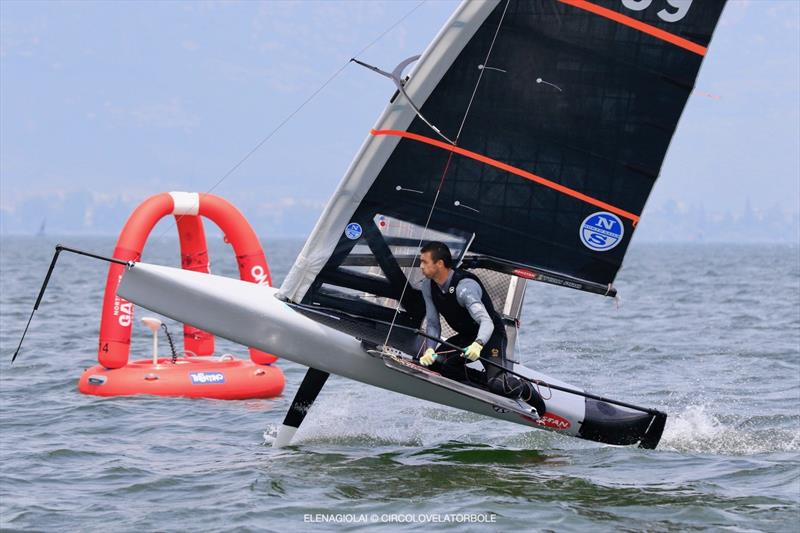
[420,241,453,268]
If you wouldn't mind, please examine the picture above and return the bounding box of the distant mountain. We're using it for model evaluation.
[635,200,799,243]
[1,191,798,243]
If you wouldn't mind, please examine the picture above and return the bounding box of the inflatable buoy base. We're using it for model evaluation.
[78,356,285,399]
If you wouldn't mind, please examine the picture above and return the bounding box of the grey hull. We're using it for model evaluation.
[118,262,663,447]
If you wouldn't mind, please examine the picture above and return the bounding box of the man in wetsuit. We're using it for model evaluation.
[417,241,545,415]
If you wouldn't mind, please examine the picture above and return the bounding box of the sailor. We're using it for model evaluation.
[417,241,545,415]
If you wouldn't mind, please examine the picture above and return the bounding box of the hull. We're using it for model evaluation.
[118,263,661,446]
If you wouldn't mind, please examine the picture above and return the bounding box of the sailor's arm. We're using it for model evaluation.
[456,279,494,344]
[421,279,441,351]
[417,280,441,366]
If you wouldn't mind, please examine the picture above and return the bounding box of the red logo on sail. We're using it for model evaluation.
[535,412,571,430]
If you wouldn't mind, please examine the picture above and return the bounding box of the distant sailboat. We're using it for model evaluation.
[36,218,46,237]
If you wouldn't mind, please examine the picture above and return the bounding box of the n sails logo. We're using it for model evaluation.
[579,212,624,252]
[344,222,362,240]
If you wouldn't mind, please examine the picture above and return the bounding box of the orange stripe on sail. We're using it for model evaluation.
[370,129,640,224]
[557,0,707,56]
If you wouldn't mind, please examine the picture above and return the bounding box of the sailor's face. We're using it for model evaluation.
[419,251,442,279]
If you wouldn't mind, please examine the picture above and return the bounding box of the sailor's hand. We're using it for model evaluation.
[464,341,483,362]
[419,348,438,366]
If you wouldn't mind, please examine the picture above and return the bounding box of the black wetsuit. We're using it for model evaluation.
[424,269,545,415]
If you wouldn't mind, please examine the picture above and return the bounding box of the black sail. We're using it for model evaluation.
[281,0,726,323]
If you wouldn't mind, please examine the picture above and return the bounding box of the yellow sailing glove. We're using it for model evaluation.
[419,348,438,366]
[464,341,483,362]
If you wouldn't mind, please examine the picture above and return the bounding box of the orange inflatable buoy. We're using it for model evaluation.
[79,192,284,399]
[79,356,285,399]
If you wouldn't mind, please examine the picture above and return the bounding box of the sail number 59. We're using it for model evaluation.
[621,0,693,23]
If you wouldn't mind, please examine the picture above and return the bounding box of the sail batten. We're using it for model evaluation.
[370,128,642,223]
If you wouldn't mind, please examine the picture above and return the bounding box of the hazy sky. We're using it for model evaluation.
[1,0,798,235]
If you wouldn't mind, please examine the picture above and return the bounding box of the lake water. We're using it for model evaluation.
[1,236,798,531]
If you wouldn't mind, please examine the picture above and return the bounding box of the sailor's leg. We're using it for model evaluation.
[483,334,511,393]
[483,335,546,416]
[519,380,546,417]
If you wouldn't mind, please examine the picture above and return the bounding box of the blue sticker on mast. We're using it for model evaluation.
[579,212,624,252]
[344,222,362,240]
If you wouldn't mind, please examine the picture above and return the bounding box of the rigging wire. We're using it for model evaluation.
[380,0,511,354]
[150,0,428,244]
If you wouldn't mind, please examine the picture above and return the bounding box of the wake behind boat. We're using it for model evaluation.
[116,0,726,450]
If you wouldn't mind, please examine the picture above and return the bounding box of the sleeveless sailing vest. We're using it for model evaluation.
[430,269,505,340]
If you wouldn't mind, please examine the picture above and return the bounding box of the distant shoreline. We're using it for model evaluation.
[1,233,797,246]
